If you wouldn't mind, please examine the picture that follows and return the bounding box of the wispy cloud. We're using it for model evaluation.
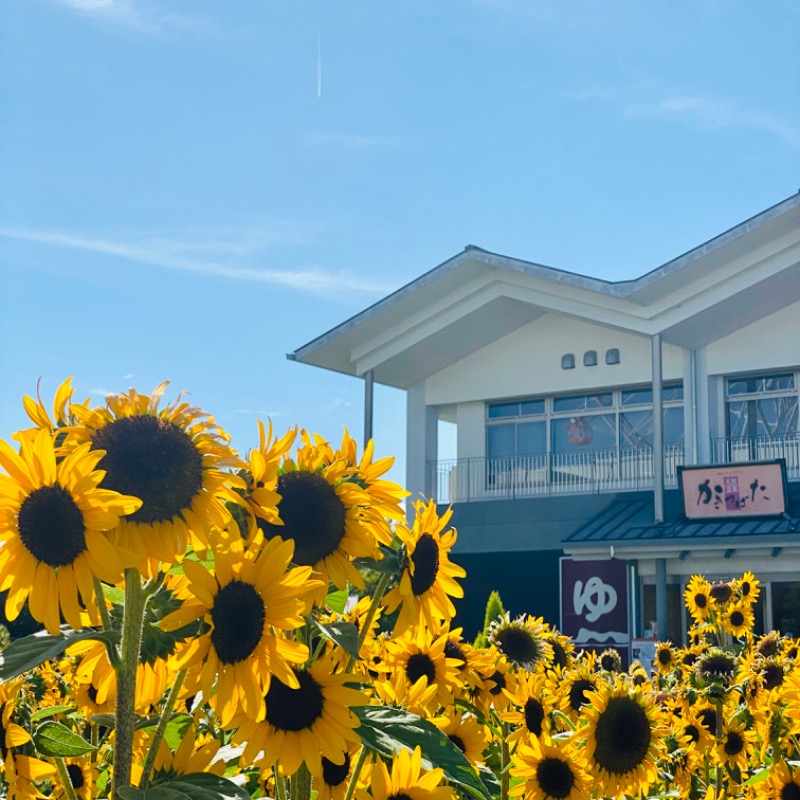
[52,0,219,37]
[89,387,113,397]
[230,408,282,417]
[305,132,396,150]
[626,94,800,148]
[0,226,395,295]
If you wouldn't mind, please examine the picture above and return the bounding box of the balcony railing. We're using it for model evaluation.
[427,445,685,504]
[711,434,800,478]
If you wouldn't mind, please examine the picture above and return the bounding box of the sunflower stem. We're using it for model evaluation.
[112,568,150,800]
[54,757,79,800]
[292,762,312,800]
[274,766,288,800]
[346,571,391,671]
[93,577,114,632]
[714,696,724,799]
[139,668,186,790]
[343,746,369,800]
[500,722,510,800]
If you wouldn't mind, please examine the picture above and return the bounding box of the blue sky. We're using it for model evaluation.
[1,0,798,483]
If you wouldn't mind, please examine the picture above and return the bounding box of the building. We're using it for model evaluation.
[290,194,800,649]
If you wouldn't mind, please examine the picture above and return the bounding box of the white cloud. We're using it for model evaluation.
[625,95,799,148]
[0,227,396,295]
[89,387,112,397]
[52,0,217,36]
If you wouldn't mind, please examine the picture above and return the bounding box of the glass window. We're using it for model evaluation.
[520,399,545,416]
[552,414,616,451]
[663,383,684,402]
[621,388,653,406]
[553,393,613,413]
[488,402,519,419]
[728,396,798,438]
[487,424,515,458]
[620,410,653,448]
[517,421,546,454]
[663,407,685,445]
[727,373,794,396]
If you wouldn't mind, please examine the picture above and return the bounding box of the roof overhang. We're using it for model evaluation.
[290,193,800,389]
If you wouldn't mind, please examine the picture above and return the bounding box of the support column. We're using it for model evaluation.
[652,334,664,524]
[363,370,374,445]
[406,383,438,513]
[656,558,668,641]
[695,346,711,462]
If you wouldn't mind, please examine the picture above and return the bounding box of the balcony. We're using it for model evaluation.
[428,445,685,504]
[429,434,800,504]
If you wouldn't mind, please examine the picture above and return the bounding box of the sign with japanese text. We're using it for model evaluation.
[677,460,788,519]
[560,558,629,647]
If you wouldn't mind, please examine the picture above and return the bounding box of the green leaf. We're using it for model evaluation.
[0,627,119,681]
[30,704,75,722]
[309,618,360,660]
[354,545,399,574]
[118,773,251,799]
[743,766,772,786]
[34,721,97,757]
[161,714,194,750]
[324,589,348,614]
[353,706,491,800]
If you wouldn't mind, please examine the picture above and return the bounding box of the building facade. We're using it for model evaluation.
[291,194,800,646]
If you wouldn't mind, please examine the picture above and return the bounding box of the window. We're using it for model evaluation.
[725,372,799,439]
[486,383,684,457]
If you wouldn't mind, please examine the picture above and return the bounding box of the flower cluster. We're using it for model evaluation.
[0,380,798,800]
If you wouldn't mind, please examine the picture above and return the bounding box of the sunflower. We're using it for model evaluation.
[767,760,800,800]
[231,655,364,777]
[654,641,676,674]
[4,753,58,800]
[0,429,141,634]
[714,717,753,772]
[162,537,321,726]
[720,601,753,638]
[317,742,365,800]
[579,680,667,797]
[502,670,555,744]
[51,757,97,800]
[257,430,396,597]
[757,631,782,659]
[432,711,489,765]
[0,679,33,760]
[734,570,761,607]
[147,721,224,784]
[543,630,574,672]
[378,627,462,716]
[359,746,454,800]
[69,382,244,571]
[472,648,514,714]
[596,648,622,674]
[488,613,553,673]
[19,377,76,435]
[383,500,466,635]
[685,575,713,623]
[551,655,598,723]
[694,648,738,687]
[509,737,590,800]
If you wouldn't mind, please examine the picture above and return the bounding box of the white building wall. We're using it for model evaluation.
[455,403,485,460]
[705,302,800,377]
[425,313,685,407]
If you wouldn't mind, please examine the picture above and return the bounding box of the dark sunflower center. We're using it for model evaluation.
[758,636,779,657]
[592,697,651,775]
[730,610,745,628]
[694,593,708,609]
[524,698,545,735]
[448,733,465,753]
[495,627,540,665]
[210,581,265,664]
[657,648,672,665]
[710,583,732,603]
[550,640,568,669]
[697,708,717,733]
[88,685,99,704]
[699,654,736,681]
[762,663,784,690]
[741,581,752,596]
[782,783,800,800]
[682,653,698,667]
[265,669,324,732]
[409,533,440,595]
[18,485,87,567]
[724,732,744,756]
[444,638,467,670]
[568,679,594,711]
[600,652,619,671]
[535,757,575,799]
[92,415,203,524]
[685,724,700,743]
[406,653,436,685]
[488,670,506,695]
[321,754,350,787]
[388,795,414,800]
[260,471,346,566]
[66,763,85,789]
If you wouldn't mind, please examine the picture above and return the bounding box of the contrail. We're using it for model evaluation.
[317,34,322,98]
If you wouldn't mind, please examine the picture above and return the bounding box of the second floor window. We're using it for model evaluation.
[726,372,799,440]
[486,384,683,459]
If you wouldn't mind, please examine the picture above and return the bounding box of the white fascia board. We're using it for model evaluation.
[564,540,800,561]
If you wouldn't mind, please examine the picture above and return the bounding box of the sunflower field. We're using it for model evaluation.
[0,380,799,800]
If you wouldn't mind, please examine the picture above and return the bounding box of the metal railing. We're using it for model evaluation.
[427,445,685,504]
[711,434,800,479]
